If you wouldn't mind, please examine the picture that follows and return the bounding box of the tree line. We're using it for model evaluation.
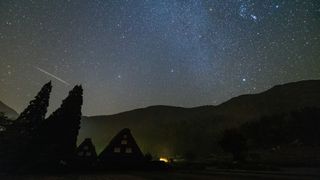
[219,107,320,162]
[0,82,83,172]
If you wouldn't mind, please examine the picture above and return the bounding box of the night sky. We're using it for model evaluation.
[0,0,319,116]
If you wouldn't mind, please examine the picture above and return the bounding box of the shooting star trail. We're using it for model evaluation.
[34,66,70,86]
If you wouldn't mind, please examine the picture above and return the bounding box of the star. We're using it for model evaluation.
[250,15,257,21]
[0,0,318,115]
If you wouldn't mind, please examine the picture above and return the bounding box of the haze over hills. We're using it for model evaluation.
[1,80,320,157]
[0,101,18,119]
[78,80,320,156]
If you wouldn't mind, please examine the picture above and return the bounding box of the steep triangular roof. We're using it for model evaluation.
[99,128,144,162]
[76,138,97,160]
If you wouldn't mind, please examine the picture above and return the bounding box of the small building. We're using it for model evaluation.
[75,138,97,163]
[98,128,144,165]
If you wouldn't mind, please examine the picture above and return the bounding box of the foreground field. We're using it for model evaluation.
[0,170,319,180]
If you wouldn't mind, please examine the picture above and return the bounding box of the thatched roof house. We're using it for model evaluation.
[99,128,144,164]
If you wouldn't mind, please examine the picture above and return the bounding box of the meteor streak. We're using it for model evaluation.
[34,66,70,86]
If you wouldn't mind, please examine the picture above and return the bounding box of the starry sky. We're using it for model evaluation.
[0,0,320,116]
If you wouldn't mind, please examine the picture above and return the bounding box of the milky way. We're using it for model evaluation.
[0,0,319,115]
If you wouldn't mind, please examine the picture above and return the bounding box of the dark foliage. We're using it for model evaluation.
[0,83,171,172]
[0,112,8,121]
[144,153,153,161]
[219,128,248,162]
[184,151,197,161]
[0,112,10,137]
[291,107,320,146]
[37,85,83,167]
[241,107,320,149]
[0,82,52,171]
[0,83,85,172]
[0,112,11,128]
[15,81,52,130]
[241,114,289,148]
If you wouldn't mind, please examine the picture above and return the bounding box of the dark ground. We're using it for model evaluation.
[0,168,319,180]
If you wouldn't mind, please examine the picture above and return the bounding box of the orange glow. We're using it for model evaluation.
[159,157,169,163]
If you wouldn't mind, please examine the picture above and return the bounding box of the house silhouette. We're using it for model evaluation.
[98,128,144,165]
[76,138,97,161]
[74,138,97,169]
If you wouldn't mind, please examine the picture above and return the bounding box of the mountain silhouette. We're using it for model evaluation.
[0,101,18,119]
[1,80,320,157]
[78,80,320,156]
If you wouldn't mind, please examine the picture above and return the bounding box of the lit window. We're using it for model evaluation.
[125,148,132,153]
[114,147,121,153]
[86,152,91,156]
[121,140,127,145]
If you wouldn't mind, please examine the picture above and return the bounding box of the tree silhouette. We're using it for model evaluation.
[144,153,153,162]
[239,107,320,149]
[291,107,320,146]
[0,82,52,171]
[0,112,8,121]
[0,112,10,143]
[0,112,10,128]
[15,81,52,134]
[219,128,247,162]
[38,85,83,167]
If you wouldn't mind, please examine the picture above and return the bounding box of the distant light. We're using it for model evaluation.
[159,157,169,163]
[242,78,246,82]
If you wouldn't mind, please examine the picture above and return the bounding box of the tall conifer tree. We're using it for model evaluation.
[0,82,52,171]
[15,81,52,133]
[40,85,83,165]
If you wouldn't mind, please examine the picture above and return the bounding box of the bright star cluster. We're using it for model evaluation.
[0,0,319,115]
